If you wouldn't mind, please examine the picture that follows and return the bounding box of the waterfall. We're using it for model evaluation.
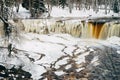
[81,21,93,38]
[93,23,104,39]
[108,23,120,38]
[50,21,65,33]
[21,19,49,34]
[81,21,104,39]
[99,22,120,39]
[14,19,120,39]
[79,21,120,39]
[70,22,82,37]
[98,23,110,39]
[0,19,119,40]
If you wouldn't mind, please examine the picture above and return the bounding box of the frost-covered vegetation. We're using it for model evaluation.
[0,0,120,18]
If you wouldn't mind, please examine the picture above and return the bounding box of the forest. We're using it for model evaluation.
[0,0,120,18]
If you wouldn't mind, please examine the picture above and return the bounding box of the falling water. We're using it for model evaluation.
[0,19,120,39]
[98,23,110,39]
[81,21,93,38]
[81,22,104,39]
[99,22,120,39]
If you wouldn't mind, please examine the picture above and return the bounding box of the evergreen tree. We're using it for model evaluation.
[33,0,46,12]
[0,0,14,19]
[4,0,14,7]
[113,0,119,13]
[59,0,67,8]
[22,0,29,10]
[50,0,58,6]
[22,0,47,18]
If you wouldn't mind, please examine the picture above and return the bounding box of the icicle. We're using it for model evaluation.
[35,23,41,34]
[81,22,93,38]
[108,23,120,38]
[65,22,71,34]
[70,22,82,37]
[0,21,5,37]
[22,20,31,33]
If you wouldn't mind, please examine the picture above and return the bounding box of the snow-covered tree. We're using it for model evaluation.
[22,0,47,18]
[59,0,67,9]
[113,0,119,13]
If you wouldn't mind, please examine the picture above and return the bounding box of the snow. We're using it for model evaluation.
[0,32,120,79]
[91,56,99,66]
[0,4,119,80]
[22,33,119,73]
[107,36,120,45]
[50,7,119,18]
[76,52,90,64]
[55,71,65,76]
[14,5,120,18]
[117,51,120,54]
[13,5,30,18]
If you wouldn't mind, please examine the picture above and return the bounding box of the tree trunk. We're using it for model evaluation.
[105,0,107,14]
